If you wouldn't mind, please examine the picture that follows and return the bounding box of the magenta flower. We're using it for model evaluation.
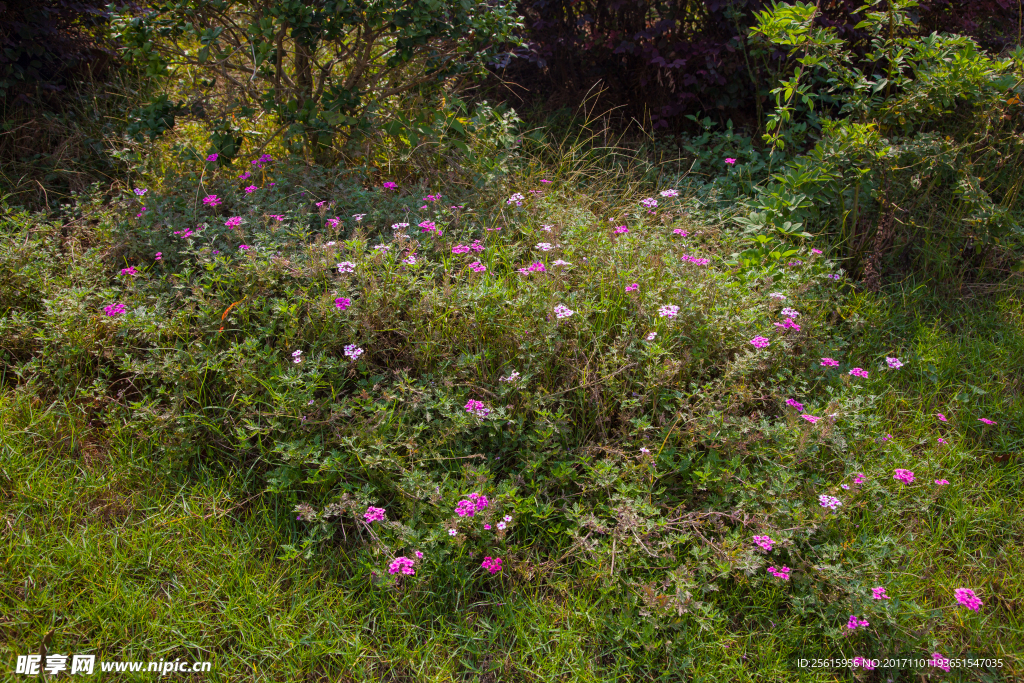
[786,398,804,411]
[937,437,947,445]
[811,248,823,255]
[680,254,711,265]
[849,367,869,379]
[103,302,126,317]
[954,587,983,611]
[344,345,363,360]
[452,244,471,254]
[382,181,398,190]
[337,261,355,273]
[364,506,386,523]
[820,357,839,367]
[893,469,915,484]
[871,586,889,600]
[244,185,257,194]
[851,657,876,670]
[767,565,790,580]
[225,216,243,229]
[203,195,221,208]
[886,357,903,369]
[415,551,424,558]
[470,493,489,511]
[469,261,487,273]
[978,417,996,425]
[465,399,491,417]
[455,499,476,517]
[133,188,147,196]
[481,556,503,574]
[553,304,574,319]
[935,479,950,485]
[672,228,688,236]
[724,158,737,165]
[120,266,138,276]
[937,413,947,422]
[774,318,800,332]
[660,189,679,197]
[388,556,415,575]
[614,225,629,234]
[845,615,869,630]
[801,414,821,424]
[206,153,218,162]
[753,535,774,551]
[239,171,251,180]
[334,297,351,311]
[930,654,951,672]
[853,473,866,485]
[640,198,657,209]
[749,336,770,349]
[540,179,552,184]
[625,283,639,292]
[239,244,251,251]
[155,252,162,261]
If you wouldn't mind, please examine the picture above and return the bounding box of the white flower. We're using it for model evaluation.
[553,304,574,319]
[769,293,786,301]
[353,214,366,222]
[646,332,657,341]
[781,307,799,317]
[344,344,363,360]
[552,259,571,266]
[448,528,457,536]
[535,242,553,251]
[658,305,680,318]
[659,189,679,198]
[500,370,521,383]
[337,261,355,273]
[391,222,409,231]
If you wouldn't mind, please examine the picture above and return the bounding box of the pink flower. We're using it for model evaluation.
[930,653,951,672]
[724,158,737,165]
[540,179,552,184]
[954,587,983,611]
[334,297,351,311]
[364,506,386,523]
[851,657,876,670]
[484,524,491,530]
[337,261,355,273]
[979,417,996,425]
[937,413,947,421]
[415,551,424,558]
[845,615,869,630]
[614,225,629,234]
[120,266,138,276]
[786,398,804,411]
[767,565,790,580]
[452,245,471,254]
[225,216,243,229]
[853,473,866,485]
[553,304,574,319]
[935,479,950,485]
[871,586,889,600]
[753,535,774,551]
[344,345,363,360]
[465,399,491,417]
[886,357,903,369]
[455,500,476,517]
[325,217,340,229]
[849,367,869,378]
[893,469,915,484]
[481,556,503,574]
[206,153,218,162]
[103,302,126,317]
[774,318,800,332]
[155,252,162,261]
[469,261,487,273]
[811,248,823,254]
[238,244,251,251]
[388,556,415,575]
[819,494,842,510]
[640,198,657,209]
[749,336,770,349]
[820,357,839,367]
[203,195,221,208]
[244,185,257,194]
[660,189,679,197]
[801,414,820,424]
[658,304,679,318]
[937,437,947,444]
[672,228,687,236]
[239,171,251,180]
[382,181,398,190]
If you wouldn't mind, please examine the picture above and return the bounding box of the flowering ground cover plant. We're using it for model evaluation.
[1,149,1022,679]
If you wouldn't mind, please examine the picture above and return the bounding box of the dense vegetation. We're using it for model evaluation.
[2,1,1022,680]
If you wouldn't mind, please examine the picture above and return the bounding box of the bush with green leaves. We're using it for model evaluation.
[111,0,522,159]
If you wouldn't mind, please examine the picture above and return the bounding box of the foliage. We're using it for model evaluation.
[111,0,523,159]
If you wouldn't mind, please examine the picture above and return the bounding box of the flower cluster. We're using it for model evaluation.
[819,494,842,510]
[780,307,799,318]
[344,345,363,360]
[552,259,571,266]
[613,225,629,234]
[481,556,503,574]
[753,535,774,551]
[553,304,574,319]
[871,586,889,600]
[845,615,869,630]
[886,357,903,369]
[364,506,386,523]
[659,189,679,197]
[388,556,415,575]
[658,305,679,318]
[334,297,351,311]
[893,469,915,484]
[455,493,489,517]
[749,336,770,349]
[767,566,791,580]
[291,349,303,364]
[225,216,243,229]
[774,318,800,332]
[535,242,553,251]
[120,266,138,276]
[103,302,126,317]
[518,262,546,274]
[469,261,487,273]
[500,370,521,383]
[625,283,639,292]
[382,181,398,190]
[820,357,839,367]
[337,261,355,274]
[801,414,820,423]
[849,367,869,379]
[464,399,491,418]
[680,254,710,265]
[786,398,804,411]
[507,193,524,206]
[954,587,983,611]
[640,198,657,209]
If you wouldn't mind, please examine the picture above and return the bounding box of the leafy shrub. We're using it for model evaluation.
[111,0,523,159]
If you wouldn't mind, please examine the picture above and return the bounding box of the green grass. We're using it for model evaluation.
[1,154,1022,682]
